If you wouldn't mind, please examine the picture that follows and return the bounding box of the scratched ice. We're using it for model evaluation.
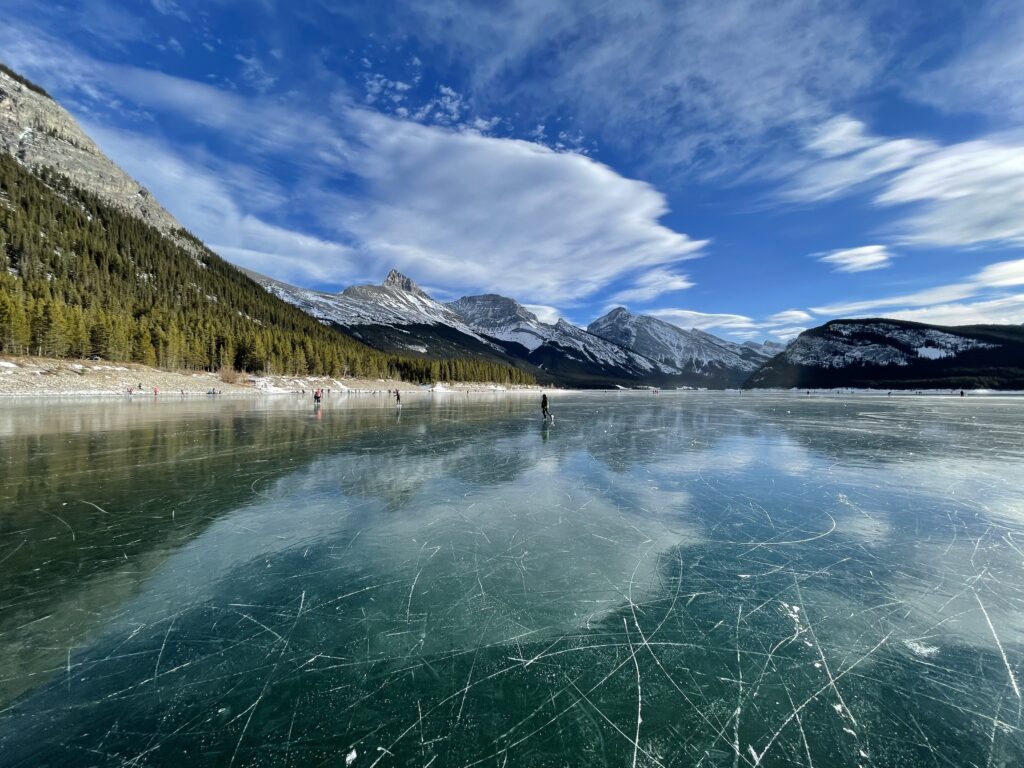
[1,392,1023,766]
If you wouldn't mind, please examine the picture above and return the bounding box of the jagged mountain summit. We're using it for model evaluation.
[587,307,778,386]
[746,319,1024,389]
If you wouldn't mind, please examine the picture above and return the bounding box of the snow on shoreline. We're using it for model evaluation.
[0,356,543,398]
[2,356,1021,399]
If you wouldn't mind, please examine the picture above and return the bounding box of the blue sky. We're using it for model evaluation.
[4,0,1024,340]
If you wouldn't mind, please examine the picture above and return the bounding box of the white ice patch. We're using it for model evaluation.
[0,361,17,368]
[903,639,939,657]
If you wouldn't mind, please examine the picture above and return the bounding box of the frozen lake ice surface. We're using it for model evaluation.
[1,391,1022,766]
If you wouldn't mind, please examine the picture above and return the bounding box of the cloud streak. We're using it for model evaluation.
[649,308,756,332]
[818,245,892,273]
[791,116,1024,249]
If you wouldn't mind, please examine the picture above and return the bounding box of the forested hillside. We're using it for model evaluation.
[0,154,533,384]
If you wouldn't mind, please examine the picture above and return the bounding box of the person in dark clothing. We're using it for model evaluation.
[541,393,552,421]
[395,389,401,406]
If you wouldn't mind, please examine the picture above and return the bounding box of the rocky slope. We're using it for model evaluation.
[745,319,1024,389]
[0,66,183,236]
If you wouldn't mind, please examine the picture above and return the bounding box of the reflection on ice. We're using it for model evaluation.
[1,393,1023,766]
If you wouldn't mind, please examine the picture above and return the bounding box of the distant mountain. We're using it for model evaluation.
[448,295,680,387]
[244,269,541,373]
[587,307,777,386]
[745,319,1024,390]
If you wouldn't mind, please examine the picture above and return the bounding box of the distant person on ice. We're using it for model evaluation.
[395,389,401,406]
[541,393,552,421]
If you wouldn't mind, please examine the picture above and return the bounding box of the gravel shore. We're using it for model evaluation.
[0,356,542,397]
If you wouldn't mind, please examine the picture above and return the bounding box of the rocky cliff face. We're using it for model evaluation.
[0,67,183,236]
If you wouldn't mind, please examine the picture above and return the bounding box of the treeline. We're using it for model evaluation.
[0,154,534,385]
[0,63,51,99]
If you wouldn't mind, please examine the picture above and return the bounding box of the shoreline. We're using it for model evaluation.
[3,356,1022,398]
[0,355,543,398]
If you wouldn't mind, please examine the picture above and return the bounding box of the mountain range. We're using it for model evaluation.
[243,268,784,387]
[2,62,1022,390]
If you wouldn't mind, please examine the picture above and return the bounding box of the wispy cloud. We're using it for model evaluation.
[151,0,189,22]
[234,53,277,93]
[790,116,1024,249]
[610,268,694,303]
[911,0,1024,124]
[884,293,1024,326]
[810,257,1024,316]
[811,284,978,317]
[649,308,756,331]
[524,304,562,324]
[877,140,1024,247]
[767,309,813,325]
[385,0,890,175]
[818,245,892,273]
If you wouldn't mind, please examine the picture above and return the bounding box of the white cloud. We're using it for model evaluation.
[805,115,878,157]
[818,245,892,273]
[791,116,1024,248]
[234,53,276,93]
[610,268,694,303]
[337,110,706,304]
[877,140,1024,247]
[975,258,1024,287]
[787,131,934,201]
[886,294,1024,327]
[769,326,808,339]
[767,309,813,325]
[151,0,189,22]
[809,257,1024,320]
[649,308,756,331]
[524,304,562,324]
[811,283,978,317]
